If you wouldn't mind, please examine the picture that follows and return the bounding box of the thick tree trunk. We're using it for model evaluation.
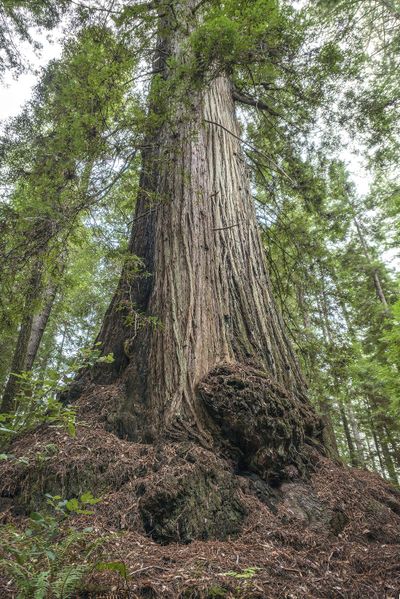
[66,3,324,493]
[94,73,307,442]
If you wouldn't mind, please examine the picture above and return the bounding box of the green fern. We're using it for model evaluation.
[0,559,36,598]
[0,493,106,598]
[33,571,50,599]
[52,564,89,599]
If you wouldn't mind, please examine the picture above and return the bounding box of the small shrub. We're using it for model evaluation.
[0,344,114,450]
[0,492,104,598]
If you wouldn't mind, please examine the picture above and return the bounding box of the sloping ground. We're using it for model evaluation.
[0,386,399,598]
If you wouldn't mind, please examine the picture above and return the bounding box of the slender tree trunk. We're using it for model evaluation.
[376,424,398,485]
[367,400,386,475]
[348,403,365,466]
[350,207,389,310]
[1,259,61,412]
[371,427,386,474]
[385,426,400,470]
[364,434,378,470]
[25,280,58,371]
[338,399,359,467]
[314,277,340,458]
[366,395,398,483]
[1,260,43,412]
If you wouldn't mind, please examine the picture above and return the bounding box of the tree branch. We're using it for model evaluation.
[232,89,281,117]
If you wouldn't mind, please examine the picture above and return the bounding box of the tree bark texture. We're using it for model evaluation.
[73,3,321,474]
[1,260,60,412]
[93,72,309,441]
[1,261,43,412]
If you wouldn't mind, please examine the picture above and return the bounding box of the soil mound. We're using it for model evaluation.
[0,384,399,598]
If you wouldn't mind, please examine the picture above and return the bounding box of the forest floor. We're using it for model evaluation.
[0,384,399,598]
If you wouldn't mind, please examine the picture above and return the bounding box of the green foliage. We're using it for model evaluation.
[0,492,103,598]
[314,0,400,165]
[0,344,113,449]
[261,143,399,478]
[0,0,69,78]
[377,300,400,412]
[0,22,140,381]
[222,567,261,579]
[96,560,128,580]
[190,14,241,71]
[0,392,77,450]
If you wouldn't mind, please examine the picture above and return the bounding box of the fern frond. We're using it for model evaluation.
[52,563,88,599]
[33,570,50,599]
[0,558,34,597]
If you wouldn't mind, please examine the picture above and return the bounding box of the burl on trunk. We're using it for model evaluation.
[71,2,324,485]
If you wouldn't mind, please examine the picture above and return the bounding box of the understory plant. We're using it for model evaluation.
[0,344,113,450]
[0,492,104,599]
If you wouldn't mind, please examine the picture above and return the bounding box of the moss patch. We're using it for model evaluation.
[138,455,246,544]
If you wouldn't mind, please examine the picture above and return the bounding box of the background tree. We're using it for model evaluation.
[0,23,139,410]
[0,0,69,78]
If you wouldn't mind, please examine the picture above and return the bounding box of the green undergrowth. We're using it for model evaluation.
[0,491,128,599]
[0,344,114,451]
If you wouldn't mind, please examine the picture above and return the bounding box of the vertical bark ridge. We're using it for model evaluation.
[86,74,307,442]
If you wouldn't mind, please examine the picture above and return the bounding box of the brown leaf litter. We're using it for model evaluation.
[0,386,399,598]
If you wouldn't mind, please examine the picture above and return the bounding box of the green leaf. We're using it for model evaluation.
[33,570,50,599]
[67,420,76,438]
[97,353,114,364]
[65,498,80,512]
[96,561,128,579]
[0,426,16,434]
[80,491,101,505]
[221,567,260,579]
[30,512,45,522]
[45,549,56,561]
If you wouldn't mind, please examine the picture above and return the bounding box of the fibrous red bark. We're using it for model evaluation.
[76,47,310,451]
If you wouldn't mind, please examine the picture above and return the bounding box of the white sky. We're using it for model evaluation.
[0,32,62,121]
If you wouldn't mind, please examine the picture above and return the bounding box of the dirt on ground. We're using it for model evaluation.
[0,382,399,598]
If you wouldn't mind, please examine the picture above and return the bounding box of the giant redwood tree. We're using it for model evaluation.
[69,0,322,474]
[1,1,400,596]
